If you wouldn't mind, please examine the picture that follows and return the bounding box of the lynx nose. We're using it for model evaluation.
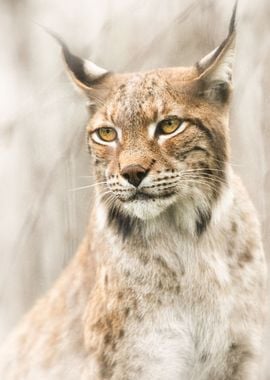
[120,165,148,187]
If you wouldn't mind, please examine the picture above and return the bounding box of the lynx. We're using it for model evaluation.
[0,4,267,380]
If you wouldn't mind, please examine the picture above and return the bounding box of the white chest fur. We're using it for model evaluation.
[113,290,232,380]
[108,233,233,380]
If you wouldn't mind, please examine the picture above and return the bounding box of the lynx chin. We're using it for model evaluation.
[0,4,267,380]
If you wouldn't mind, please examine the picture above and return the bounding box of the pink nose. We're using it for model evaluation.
[120,165,148,187]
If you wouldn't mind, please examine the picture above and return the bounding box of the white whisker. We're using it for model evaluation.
[69,181,107,192]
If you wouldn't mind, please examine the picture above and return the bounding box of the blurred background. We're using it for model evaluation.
[0,0,269,377]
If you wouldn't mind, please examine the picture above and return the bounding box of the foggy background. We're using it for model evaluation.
[0,0,269,377]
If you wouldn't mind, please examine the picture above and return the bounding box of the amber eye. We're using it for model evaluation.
[157,118,183,135]
[96,127,117,142]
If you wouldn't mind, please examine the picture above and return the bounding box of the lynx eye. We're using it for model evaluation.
[96,127,117,142]
[157,117,186,135]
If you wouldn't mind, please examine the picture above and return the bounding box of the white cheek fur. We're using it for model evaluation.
[91,133,118,148]
[147,122,157,139]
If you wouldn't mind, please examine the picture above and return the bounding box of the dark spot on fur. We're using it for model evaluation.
[231,222,237,233]
[99,354,113,378]
[124,307,130,317]
[155,256,177,279]
[238,248,253,268]
[117,292,123,300]
[118,329,125,339]
[107,206,141,241]
[200,352,209,362]
[228,342,255,377]
[135,313,143,322]
[198,160,208,168]
[195,207,212,236]
[124,270,131,277]
[140,254,149,265]
[104,333,112,345]
[176,285,181,293]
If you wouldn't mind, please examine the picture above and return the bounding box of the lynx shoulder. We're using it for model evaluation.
[0,4,267,380]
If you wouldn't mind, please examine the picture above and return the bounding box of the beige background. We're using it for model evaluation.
[0,0,269,377]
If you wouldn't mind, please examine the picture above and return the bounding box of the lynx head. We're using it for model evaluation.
[56,5,236,238]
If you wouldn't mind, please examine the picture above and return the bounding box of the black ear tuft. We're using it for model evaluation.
[195,2,238,104]
[229,1,238,35]
[41,27,90,85]
[39,24,108,91]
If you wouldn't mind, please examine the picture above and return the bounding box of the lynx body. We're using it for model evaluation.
[0,5,267,380]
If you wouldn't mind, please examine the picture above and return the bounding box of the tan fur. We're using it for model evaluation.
[0,7,267,380]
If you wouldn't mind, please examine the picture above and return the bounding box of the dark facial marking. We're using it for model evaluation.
[185,117,214,142]
[183,117,227,173]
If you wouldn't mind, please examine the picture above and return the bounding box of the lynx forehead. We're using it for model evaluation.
[101,71,189,122]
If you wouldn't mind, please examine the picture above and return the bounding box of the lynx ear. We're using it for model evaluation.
[196,2,237,103]
[45,28,110,106]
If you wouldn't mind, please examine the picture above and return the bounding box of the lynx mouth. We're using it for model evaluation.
[126,191,176,202]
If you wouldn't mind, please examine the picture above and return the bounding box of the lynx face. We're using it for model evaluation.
[87,70,229,220]
[54,11,235,230]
